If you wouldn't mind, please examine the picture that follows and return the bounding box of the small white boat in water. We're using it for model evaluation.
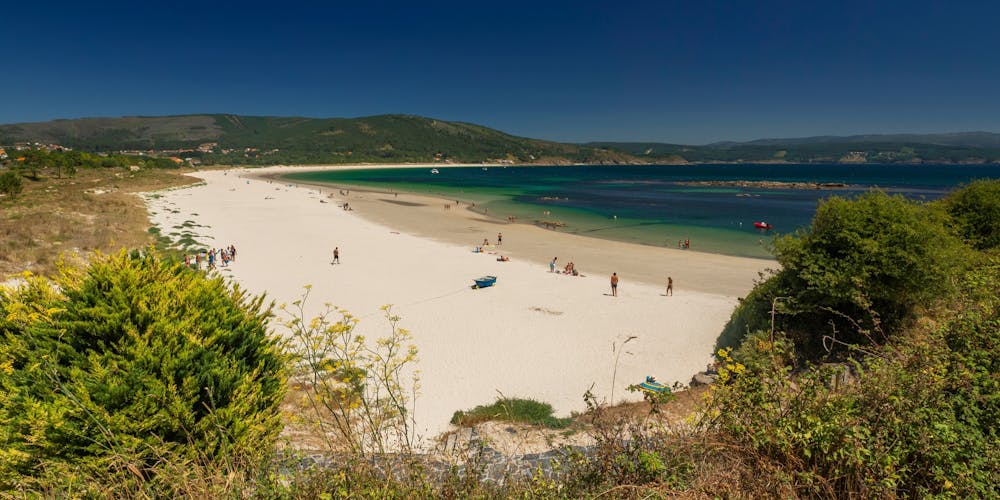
[430,168,439,174]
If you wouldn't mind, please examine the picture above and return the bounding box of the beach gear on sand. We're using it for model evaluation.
[638,376,670,396]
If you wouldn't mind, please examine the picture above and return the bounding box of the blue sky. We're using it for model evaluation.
[2,1,999,144]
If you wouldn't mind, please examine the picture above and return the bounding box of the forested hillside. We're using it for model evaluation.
[0,114,634,165]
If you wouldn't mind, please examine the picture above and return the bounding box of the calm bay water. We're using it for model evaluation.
[285,164,1000,259]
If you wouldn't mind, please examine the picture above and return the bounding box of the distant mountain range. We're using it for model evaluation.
[708,132,1000,148]
[2,114,999,165]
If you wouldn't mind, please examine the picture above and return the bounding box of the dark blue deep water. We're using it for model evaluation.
[286,164,1000,259]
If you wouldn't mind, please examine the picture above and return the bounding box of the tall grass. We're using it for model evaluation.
[0,168,198,277]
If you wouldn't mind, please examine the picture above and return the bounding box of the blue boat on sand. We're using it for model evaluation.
[472,275,497,289]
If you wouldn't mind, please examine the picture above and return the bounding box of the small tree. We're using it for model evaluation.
[0,170,23,198]
[50,154,76,179]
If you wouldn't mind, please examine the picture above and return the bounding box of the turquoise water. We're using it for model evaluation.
[285,164,1000,259]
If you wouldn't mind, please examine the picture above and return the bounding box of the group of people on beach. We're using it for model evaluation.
[549,258,674,298]
[474,232,515,262]
[563,261,578,276]
[474,231,507,254]
[549,257,581,276]
[183,245,238,271]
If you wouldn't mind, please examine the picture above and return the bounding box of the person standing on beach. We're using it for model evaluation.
[611,272,619,297]
[332,247,340,264]
[550,257,557,273]
[497,232,503,245]
[666,276,673,296]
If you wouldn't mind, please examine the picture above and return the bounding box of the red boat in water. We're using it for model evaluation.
[754,221,773,230]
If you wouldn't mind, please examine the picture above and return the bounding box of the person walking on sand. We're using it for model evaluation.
[497,232,503,245]
[666,276,673,296]
[332,246,340,264]
[550,257,557,273]
[611,272,619,297]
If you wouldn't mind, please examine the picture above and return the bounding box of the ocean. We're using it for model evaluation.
[284,164,1000,259]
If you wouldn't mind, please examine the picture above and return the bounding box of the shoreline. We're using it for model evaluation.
[252,164,773,295]
[144,165,770,446]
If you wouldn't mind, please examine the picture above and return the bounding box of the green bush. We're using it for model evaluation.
[451,398,572,429]
[0,170,23,198]
[0,250,286,484]
[943,179,1000,250]
[764,191,965,356]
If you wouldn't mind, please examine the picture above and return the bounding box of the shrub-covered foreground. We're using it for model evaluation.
[0,250,285,492]
[703,256,1000,497]
[704,183,1000,496]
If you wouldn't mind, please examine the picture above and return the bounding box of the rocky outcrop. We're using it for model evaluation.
[674,180,852,190]
[690,372,718,387]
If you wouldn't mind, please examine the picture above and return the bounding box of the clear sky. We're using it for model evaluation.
[2,1,999,144]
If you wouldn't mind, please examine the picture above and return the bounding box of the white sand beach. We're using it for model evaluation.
[144,166,771,445]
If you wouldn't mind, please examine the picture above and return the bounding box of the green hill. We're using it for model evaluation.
[0,114,636,165]
[0,115,224,151]
[3,115,999,164]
